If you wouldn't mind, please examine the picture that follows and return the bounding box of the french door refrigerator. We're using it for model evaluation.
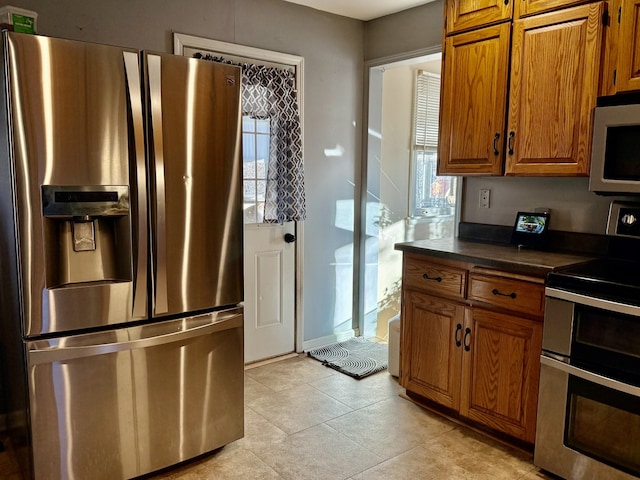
[0,31,244,479]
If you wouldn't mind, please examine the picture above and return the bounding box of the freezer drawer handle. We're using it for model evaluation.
[28,313,242,365]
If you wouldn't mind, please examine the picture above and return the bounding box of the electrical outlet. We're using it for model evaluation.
[479,189,490,209]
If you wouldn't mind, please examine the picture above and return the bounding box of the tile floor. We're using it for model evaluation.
[0,354,555,479]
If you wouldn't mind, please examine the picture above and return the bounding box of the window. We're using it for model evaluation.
[411,71,458,218]
[242,116,270,224]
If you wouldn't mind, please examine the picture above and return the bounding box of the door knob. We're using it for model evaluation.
[284,233,296,243]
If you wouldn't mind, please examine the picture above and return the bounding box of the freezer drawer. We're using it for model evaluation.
[26,308,244,480]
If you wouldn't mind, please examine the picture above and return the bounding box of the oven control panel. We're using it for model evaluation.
[607,201,640,238]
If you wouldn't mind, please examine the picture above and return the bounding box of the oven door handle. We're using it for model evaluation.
[541,355,640,397]
[546,287,640,317]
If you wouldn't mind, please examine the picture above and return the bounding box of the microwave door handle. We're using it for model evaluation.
[541,355,640,397]
[123,51,148,321]
[147,54,168,316]
[28,312,243,365]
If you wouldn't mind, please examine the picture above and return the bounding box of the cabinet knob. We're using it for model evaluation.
[284,233,296,243]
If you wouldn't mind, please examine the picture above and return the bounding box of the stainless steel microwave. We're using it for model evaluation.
[589,94,640,194]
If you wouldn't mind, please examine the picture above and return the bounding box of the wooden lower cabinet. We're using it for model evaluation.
[460,308,543,444]
[401,290,464,410]
[401,289,543,444]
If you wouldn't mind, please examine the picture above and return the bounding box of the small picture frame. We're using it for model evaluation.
[511,211,550,248]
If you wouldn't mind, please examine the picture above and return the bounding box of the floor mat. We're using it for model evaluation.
[306,337,388,379]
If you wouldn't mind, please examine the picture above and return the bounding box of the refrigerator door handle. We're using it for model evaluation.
[28,312,243,365]
[147,54,169,315]
[124,51,148,320]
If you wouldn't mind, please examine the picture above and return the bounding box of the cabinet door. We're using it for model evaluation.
[617,0,640,92]
[505,2,604,176]
[446,0,513,34]
[401,290,465,410]
[460,308,542,443]
[439,23,511,175]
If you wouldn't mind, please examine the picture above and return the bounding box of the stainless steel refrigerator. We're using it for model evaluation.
[0,31,244,479]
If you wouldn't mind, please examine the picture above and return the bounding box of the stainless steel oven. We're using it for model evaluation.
[535,202,640,480]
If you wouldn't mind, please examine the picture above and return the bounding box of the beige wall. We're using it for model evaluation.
[365,1,444,60]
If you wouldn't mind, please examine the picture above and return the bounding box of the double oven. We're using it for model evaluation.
[535,202,640,479]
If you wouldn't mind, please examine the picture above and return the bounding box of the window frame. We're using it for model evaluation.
[409,69,459,220]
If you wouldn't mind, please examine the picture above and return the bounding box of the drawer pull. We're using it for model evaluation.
[508,131,515,155]
[492,288,517,299]
[455,323,462,347]
[422,273,443,282]
[463,327,472,352]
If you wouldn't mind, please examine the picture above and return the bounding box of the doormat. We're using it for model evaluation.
[306,337,388,379]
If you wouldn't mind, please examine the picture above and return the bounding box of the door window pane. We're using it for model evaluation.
[242,115,270,224]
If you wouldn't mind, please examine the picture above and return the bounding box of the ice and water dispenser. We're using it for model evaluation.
[41,185,132,287]
[37,185,135,333]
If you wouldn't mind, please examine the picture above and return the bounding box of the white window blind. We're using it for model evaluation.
[413,71,440,149]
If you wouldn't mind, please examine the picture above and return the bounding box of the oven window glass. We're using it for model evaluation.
[576,306,640,358]
[603,125,640,180]
[566,375,640,477]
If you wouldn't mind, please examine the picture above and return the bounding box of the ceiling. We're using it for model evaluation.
[282,0,436,21]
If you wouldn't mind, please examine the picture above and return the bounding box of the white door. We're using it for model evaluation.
[244,222,296,363]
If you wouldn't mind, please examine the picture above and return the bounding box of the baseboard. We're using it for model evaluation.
[245,352,299,369]
[302,330,356,351]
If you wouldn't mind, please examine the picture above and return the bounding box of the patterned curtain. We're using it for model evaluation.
[196,54,306,223]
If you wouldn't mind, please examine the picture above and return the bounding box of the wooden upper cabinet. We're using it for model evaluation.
[446,0,514,34]
[617,0,640,92]
[514,0,591,18]
[505,2,604,176]
[438,23,511,175]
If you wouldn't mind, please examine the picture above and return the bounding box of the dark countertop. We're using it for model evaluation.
[395,237,596,278]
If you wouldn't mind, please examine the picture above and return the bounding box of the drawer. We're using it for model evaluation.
[468,273,544,317]
[403,255,467,300]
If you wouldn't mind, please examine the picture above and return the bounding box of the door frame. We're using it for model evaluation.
[358,46,462,337]
[173,32,305,354]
